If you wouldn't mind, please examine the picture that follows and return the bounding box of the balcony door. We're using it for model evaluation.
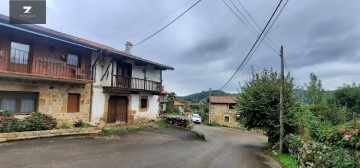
[8,42,31,73]
[116,62,132,88]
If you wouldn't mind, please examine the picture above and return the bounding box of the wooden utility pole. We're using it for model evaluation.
[279,46,285,154]
[208,88,212,124]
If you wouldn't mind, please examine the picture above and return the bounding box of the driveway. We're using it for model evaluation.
[0,125,280,168]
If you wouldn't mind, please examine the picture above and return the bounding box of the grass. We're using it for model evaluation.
[265,148,299,168]
[204,121,247,131]
[101,125,152,136]
[155,119,169,127]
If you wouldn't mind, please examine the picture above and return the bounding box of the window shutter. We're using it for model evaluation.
[67,93,80,113]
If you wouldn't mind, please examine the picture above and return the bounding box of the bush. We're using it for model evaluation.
[286,134,359,168]
[23,112,57,131]
[0,111,57,132]
[73,120,92,128]
[314,124,359,150]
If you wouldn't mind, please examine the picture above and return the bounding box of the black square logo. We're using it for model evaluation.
[10,0,46,24]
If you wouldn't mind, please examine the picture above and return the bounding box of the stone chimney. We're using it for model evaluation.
[125,41,133,54]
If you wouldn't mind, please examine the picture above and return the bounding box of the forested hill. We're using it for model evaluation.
[177,90,237,102]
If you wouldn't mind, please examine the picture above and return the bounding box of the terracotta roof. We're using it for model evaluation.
[160,90,170,95]
[209,96,236,104]
[0,14,173,70]
[174,100,185,106]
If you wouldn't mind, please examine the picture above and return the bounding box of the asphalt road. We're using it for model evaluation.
[0,125,280,168]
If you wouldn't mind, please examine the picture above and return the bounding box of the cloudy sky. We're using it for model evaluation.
[1,0,359,96]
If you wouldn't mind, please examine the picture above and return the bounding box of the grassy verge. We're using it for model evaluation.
[204,121,247,131]
[264,148,299,168]
[102,126,151,136]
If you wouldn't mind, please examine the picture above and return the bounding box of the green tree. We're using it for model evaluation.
[333,84,360,126]
[166,92,177,114]
[236,69,297,143]
[305,73,324,104]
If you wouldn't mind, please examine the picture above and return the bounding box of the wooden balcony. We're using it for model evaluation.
[0,48,91,83]
[103,75,162,93]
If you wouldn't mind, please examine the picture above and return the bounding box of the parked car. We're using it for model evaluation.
[192,114,202,124]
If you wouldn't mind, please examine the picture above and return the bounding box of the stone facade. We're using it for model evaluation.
[209,104,239,127]
[0,127,101,142]
[0,77,91,125]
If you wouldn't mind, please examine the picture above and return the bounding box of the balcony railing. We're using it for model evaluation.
[113,75,162,92]
[0,48,91,80]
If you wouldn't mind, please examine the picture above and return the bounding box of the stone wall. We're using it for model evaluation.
[0,127,101,142]
[0,77,91,125]
[209,104,239,127]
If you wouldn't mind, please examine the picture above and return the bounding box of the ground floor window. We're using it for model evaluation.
[224,115,230,123]
[0,91,38,114]
[139,96,149,111]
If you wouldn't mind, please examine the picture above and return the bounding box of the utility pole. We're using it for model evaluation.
[279,46,285,154]
[208,88,212,124]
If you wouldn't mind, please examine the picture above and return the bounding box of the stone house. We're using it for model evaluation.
[174,100,185,113]
[208,96,239,127]
[0,14,173,125]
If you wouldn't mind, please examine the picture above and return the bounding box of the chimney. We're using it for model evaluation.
[125,41,133,54]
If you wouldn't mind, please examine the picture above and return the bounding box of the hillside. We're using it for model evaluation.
[177,90,237,102]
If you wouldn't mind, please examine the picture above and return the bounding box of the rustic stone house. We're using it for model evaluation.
[0,14,173,125]
[208,96,239,127]
[174,100,185,113]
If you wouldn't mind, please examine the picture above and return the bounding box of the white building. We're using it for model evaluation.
[91,42,173,125]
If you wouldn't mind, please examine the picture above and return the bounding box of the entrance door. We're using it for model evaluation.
[107,96,128,124]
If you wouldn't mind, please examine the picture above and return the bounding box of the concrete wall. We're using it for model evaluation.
[209,103,239,127]
[130,93,159,120]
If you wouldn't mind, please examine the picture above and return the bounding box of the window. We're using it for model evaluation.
[0,92,37,114]
[67,53,79,66]
[10,42,30,64]
[139,96,148,111]
[229,103,236,109]
[67,93,80,113]
[224,115,230,123]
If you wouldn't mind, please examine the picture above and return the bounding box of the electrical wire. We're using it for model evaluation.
[225,0,290,87]
[219,0,283,91]
[124,0,195,42]
[132,0,202,48]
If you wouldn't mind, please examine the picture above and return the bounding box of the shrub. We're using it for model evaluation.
[73,120,92,128]
[311,124,359,150]
[286,134,359,168]
[0,110,19,132]
[23,112,57,131]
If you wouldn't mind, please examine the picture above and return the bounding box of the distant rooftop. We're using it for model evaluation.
[209,96,236,104]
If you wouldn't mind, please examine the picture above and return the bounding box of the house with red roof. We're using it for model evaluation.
[0,14,173,125]
[208,96,239,127]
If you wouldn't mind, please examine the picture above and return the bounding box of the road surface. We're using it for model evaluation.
[0,125,280,168]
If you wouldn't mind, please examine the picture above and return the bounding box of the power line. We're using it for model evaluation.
[235,0,279,49]
[222,0,278,54]
[132,0,202,48]
[124,0,195,42]
[225,0,290,88]
[219,0,284,91]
